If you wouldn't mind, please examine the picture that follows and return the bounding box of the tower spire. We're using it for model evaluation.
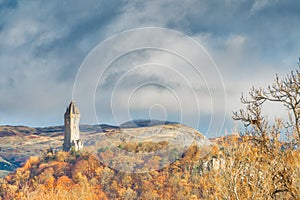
[63,101,83,151]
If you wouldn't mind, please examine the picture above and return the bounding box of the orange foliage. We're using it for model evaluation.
[56,175,73,190]
[22,156,39,171]
[0,141,299,200]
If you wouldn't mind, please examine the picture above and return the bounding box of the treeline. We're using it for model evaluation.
[0,136,299,200]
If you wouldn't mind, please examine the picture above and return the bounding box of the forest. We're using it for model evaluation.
[0,136,299,199]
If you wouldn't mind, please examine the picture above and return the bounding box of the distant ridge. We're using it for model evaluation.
[120,119,179,128]
[0,124,119,137]
[0,120,178,137]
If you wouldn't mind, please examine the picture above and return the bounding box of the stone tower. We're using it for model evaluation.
[63,101,83,151]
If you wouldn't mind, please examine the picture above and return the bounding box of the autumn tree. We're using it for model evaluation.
[233,62,300,143]
[230,61,300,199]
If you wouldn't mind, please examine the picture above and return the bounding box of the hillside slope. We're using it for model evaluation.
[0,122,208,176]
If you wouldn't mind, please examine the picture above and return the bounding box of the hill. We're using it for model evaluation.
[0,132,299,199]
[0,142,215,200]
[0,121,208,176]
[120,119,178,128]
[1,121,299,199]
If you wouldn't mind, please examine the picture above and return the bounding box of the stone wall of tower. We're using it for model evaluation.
[63,101,83,151]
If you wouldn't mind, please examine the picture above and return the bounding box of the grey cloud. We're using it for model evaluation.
[0,0,299,136]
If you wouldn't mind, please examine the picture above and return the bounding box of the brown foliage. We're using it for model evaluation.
[0,140,299,199]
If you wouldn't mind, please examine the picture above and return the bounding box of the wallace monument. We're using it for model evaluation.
[63,101,83,151]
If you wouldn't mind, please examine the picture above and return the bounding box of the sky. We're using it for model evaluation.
[0,0,300,137]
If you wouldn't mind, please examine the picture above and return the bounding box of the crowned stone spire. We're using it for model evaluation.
[63,101,83,151]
